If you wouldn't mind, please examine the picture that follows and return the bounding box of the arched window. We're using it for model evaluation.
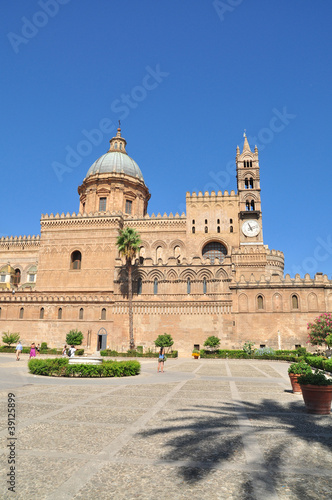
[192,226,195,234]
[249,178,254,189]
[202,242,227,263]
[174,246,181,259]
[217,226,220,233]
[292,295,299,309]
[70,251,82,270]
[203,278,207,294]
[250,200,255,211]
[204,226,208,233]
[125,200,132,214]
[192,219,195,224]
[153,278,158,295]
[79,308,84,320]
[114,142,118,149]
[13,269,21,286]
[217,219,220,224]
[58,307,62,320]
[19,307,24,319]
[257,295,264,310]
[120,143,122,150]
[230,226,233,233]
[245,178,249,189]
[245,201,250,211]
[40,307,44,319]
[99,197,106,211]
[156,246,162,262]
[137,277,142,295]
[187,278,191,294]
[101,308,106,320]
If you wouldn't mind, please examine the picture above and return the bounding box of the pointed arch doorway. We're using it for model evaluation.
[97,327,108,351]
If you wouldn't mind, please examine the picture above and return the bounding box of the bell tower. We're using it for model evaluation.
[236,133,264,245]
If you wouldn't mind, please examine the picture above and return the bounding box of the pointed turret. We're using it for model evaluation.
[242,132,251,153]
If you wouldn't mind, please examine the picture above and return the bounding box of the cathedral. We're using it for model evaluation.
[1,128,331,354]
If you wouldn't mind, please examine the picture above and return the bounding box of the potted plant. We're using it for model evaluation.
[192,349,200,359]
[288,360,312,393]
[298,370,332,414]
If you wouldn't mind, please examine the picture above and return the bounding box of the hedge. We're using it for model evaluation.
[199,349,299,361]
[28,358,140,377]
[100,349,178,358]
[0,346,84,356]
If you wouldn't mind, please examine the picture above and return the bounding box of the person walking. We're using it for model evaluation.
[62,344,67,357]
[36,344,40,356]
[16,341,23,361]
[68,345,76,358]
[29,343,36,359]
[157,347,165,373]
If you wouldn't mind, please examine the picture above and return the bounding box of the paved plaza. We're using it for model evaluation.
[1,354,332,500]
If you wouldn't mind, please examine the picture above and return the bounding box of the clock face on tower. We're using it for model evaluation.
[242,220,260,237]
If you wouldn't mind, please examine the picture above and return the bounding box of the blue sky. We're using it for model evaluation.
[1,0,332,277]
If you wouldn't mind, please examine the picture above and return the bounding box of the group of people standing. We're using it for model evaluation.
[15,342,76,360]
[15,342,40,361]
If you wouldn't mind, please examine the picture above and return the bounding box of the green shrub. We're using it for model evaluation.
[323,359,332,373]
[76,349,84,356]
[203,336,221,349]
[255,347,276,356]
[2,331,20,346]
[154,334,174,349]
[66,330,83,346]
[0,346,16,353]
[296,347,307,356]
[136,346,143,353]
[28,358,141,377]
[288,360,312,375]
[100,349,178,358]
[243,341,255,355]
[298,370,332,386]
[305,355,324,369]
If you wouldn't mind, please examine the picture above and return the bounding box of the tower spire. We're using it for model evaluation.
[242,131,251,153]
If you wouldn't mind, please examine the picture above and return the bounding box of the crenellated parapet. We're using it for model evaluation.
[231,272,332,288]
[40,211,124,229]
[186,190,237,201]
[0,235,40,248]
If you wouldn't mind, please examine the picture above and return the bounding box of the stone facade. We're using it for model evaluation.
[0,130,331,354]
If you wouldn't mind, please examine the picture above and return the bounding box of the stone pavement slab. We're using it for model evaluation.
[0,354,332,499]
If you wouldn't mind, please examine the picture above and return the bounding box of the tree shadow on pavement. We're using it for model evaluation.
[138,397,332,498]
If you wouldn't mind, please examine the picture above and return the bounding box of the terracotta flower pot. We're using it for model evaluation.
[289,373,302,393]
[300,384,332,414]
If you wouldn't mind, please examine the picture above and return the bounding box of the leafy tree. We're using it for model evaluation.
[204,336,221,350]
[66,330,83,346]
[2,331,20,346]
[155,334,174,352]
[307,313,332,346]
[117,227,141,350]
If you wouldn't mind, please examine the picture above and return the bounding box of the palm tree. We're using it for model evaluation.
[116,227,141,350]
